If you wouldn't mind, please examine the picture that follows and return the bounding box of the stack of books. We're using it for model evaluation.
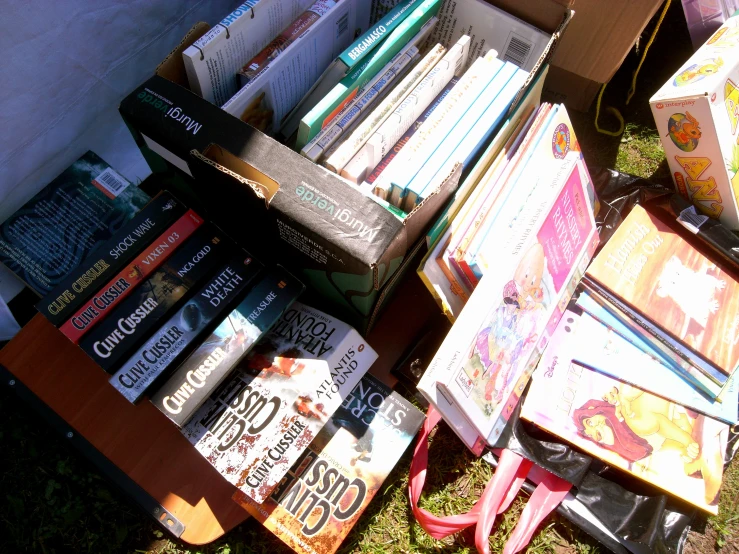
[521,204,739,515]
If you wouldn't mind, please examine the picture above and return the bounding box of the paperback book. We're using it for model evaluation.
[37,191,186,327]
[58,210,204,344]
[585,205,739,378]
[151,266,305,428]
[0,151,149,296]
[522,360,729,514]
[233,372,425,554]
[181,302,377,503]
[79,224,234,373]
[110,252,264,403]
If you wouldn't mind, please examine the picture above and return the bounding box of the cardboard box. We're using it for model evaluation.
[543,0,665,112]
[650,15,739,229]
[119,1,573,332]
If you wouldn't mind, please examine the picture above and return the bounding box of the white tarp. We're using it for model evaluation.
[0,0,240,299]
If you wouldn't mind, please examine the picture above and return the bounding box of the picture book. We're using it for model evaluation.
[181,302,377,503]
[37,191,185,327]
[426,154,598,442]
[0,151,149,296]
[58,210,204,344]
[522,360,730,514]
[233,372,425,554]
[586,204,739,377]
[110,252,265,403]
[152,266,305,428]
[542,306,738,424]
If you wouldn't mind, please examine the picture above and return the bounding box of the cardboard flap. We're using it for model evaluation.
[195,144,279,207]
[487,0,573,34]
[157,22,211,86]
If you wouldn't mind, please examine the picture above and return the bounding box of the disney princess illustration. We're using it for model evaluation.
[462,242,551,414]
[674,57,724,86]
[667,111,702,152]
[573,383,726,507]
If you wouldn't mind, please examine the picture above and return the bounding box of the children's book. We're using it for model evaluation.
[522,360,729,514]
[181,302,377,503]
[585,204,739,378]
[233,372,424,554]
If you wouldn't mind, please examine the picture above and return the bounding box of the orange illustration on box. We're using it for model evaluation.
[707,25,739,49]
[674,57,724,86]
[667,112,702,151]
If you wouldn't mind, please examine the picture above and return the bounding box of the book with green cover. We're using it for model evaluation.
[296,0,442,149]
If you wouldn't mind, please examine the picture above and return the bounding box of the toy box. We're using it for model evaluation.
[651,15,739,229]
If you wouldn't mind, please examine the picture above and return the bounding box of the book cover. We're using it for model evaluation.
[522,360,729,514]
[297,0,442,148]
[110,252,264,403]
[58,210,204,344]
[434,157,598,441]
[586,205,739,377]
[152,266,305,428]
[37,191,186,327]
[233,372,425,554]
[79,224,234,373]
[0,151,150,296]
[181,301,377,503]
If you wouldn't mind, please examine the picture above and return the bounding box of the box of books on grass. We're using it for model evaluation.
[0,151,150,297]
[181,302,377,502]
[522,359,730,514]
[584,204,739,398]
[650,13,739,229]
[233,372,424,554]
[119,0,572,333]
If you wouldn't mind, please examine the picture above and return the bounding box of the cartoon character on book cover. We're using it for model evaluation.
[525,362,728,513]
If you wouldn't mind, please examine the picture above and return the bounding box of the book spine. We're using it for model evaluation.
[238,0,335,86]
[193,1,262,50]
[79,225,233,373]
[109,253,265,403]
[151,266,304,428]
[302,44,420,163]
[298,0,442,146]
[38,192,186,327]
[338,0,422,68]
[323,31,444,173]
[364,76,458,187]
[59,210,204,344]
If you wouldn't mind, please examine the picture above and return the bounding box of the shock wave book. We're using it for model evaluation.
[585,204,739,379]
[0,151,149,296]
[522,360,729,514]
[180,302,377,503]
[79,224,234,373]
[233,372,424,554]
[37,191,186,327]
[58,210,204,344]
[151,266,305,428]
[110,252,265,403]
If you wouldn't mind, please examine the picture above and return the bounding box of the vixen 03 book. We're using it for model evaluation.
[522,360,729,514]
[181,302,377,503]
[585,205,739,378]
[233,372,424,554]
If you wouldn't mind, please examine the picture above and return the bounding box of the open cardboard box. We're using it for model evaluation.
[119,0,573,332]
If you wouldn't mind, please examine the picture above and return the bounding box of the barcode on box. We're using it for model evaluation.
[503,34,533,68]
[678,205,709,234]
[336,11,348,39]
[92,167,130,199]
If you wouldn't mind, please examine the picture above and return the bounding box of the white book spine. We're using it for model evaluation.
[323,30,445,173]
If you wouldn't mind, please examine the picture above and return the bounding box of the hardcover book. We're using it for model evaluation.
[151,266,305,428]
[233,372,425,554]
[79,224,234,373]
[58,210,204,344]
[522,360,730,514]
[110,252,265,403]
[37,191,186,327]
[585,204,739,377]
[0,151,149,296]
[181,302,377,503]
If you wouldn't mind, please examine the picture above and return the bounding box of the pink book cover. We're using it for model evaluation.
[586,205,739,376]
[522,360,729,514]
